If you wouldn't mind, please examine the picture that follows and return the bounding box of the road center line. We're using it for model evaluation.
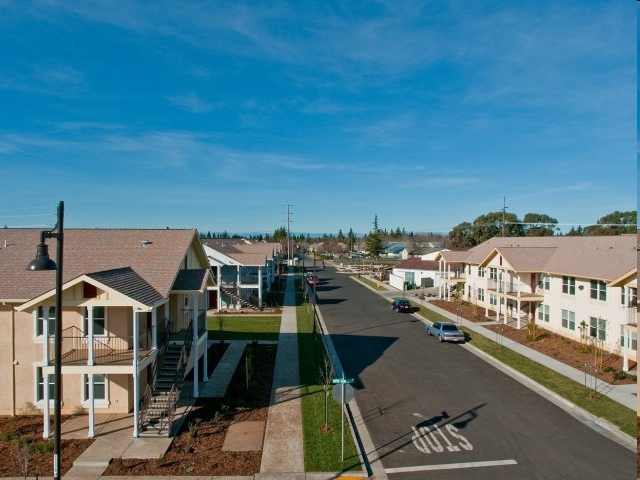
[385,458,518,474]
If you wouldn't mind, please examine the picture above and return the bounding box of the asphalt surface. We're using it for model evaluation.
[313,266,636,480]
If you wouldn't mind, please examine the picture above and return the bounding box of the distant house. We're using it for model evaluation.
[390,253,463,291]
[0,228,214,437]
[435,235,637,370]
[201,239,281,310]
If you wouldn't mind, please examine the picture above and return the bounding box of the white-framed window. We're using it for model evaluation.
[589,317,607,341]
[621,326,637,351]
[477,288,485,302]
[489,293,497,306]
[589,280,607,301]
[489,268,498,280]
[82,374,108,406]
[478,267,485,278]
[537,304,550,323]
[562,276,575,295]
[36,306,55,337]
[621,287,637,308]
[83,306,106,336]
[537,274,550,290]
[35,366,55,404]
[561,309,576,330]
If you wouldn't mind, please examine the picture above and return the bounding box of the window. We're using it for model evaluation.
[561,309,575,330]
[478,267,485,278]
[590,280,607,301]
[477,288,485,302]
[36,367,55,402]
[562,276,575,295]
[489,293,497,306]
[489,268,498,280]
[537,274,550,290]
[36,306,55,337]
[83,307,106,336]
[620,288,636,307]
[83,374,107,402]
[537,304,550,323]
[589,317,606,341]
[621,326,638,351]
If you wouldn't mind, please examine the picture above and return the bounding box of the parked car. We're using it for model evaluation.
[306,274,320,286]
[391,298,413,313]
[427,322,465,343]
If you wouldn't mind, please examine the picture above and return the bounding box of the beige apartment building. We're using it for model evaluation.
[436,235,637,371]
[0,228,214,437]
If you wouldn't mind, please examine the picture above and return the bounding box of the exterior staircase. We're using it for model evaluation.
[139,326,192,436]
[220,285,261,310]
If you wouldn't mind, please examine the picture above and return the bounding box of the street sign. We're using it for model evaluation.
[332,383,354,404]
[331,377,354,385]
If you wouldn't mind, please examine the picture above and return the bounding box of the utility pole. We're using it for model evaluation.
[501,196,508,237]
[286,204,292,265]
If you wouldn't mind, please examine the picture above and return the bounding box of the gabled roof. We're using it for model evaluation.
[0,228,204,302]
[201,239,280,266]
[172,269,209,292]
[450,235,637,281]
[88,267,165,306]
[394,258,441,271]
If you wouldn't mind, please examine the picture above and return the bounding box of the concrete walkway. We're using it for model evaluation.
[259,271,305,474]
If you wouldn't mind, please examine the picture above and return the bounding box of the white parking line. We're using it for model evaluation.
[385,459,518,474]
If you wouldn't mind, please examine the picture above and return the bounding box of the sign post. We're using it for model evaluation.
[331,374,354,462]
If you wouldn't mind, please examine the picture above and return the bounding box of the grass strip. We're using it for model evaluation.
[297,283,361,473]
[415,305,636,437]
[207,315,281,341]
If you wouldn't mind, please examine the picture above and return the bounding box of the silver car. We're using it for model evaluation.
[427,322,465,343]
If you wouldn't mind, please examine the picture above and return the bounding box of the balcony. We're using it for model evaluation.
[49,327,155,366]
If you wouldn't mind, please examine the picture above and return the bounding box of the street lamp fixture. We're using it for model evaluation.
[26,201,64,480]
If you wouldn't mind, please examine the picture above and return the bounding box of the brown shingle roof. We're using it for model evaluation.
[0,228,199,301]
[463,235,637,281]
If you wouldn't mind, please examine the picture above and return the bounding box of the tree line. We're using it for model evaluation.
[448,210,636,247]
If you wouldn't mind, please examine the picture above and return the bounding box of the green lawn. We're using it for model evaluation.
[297,299,361,473]
[207,315,281,341]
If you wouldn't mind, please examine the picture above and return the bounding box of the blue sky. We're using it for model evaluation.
[0,1,635,236]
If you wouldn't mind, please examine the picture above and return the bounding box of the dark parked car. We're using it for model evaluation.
[391,298,413,313]
[427,322,465,343]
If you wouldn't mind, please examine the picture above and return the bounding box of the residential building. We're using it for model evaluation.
[201,239,281,310]
[436,235,637,370]
[0,228,214,437]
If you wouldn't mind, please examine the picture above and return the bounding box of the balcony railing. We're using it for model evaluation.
[171,309,207,337]
[49,326,154,366]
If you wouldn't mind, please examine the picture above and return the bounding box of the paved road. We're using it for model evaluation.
[314,266,636,480]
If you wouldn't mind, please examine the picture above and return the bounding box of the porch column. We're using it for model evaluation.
[132,309,140,438]
[87,373,95,438]
[87,306,94,365]
[43,375,51,438]
[202,293,209,382]
[42,306,50,439]
[258,266,263,309]
[622,326,630,372]
[236,265,241,309]
[152,308,158,350]
[192,294,200,397]
[516,298,521,329]
[446,265,451,301]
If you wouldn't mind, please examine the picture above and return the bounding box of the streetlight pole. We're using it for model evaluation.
[26,201,64,480]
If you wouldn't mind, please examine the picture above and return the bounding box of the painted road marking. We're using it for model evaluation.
[385,459,518,474]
